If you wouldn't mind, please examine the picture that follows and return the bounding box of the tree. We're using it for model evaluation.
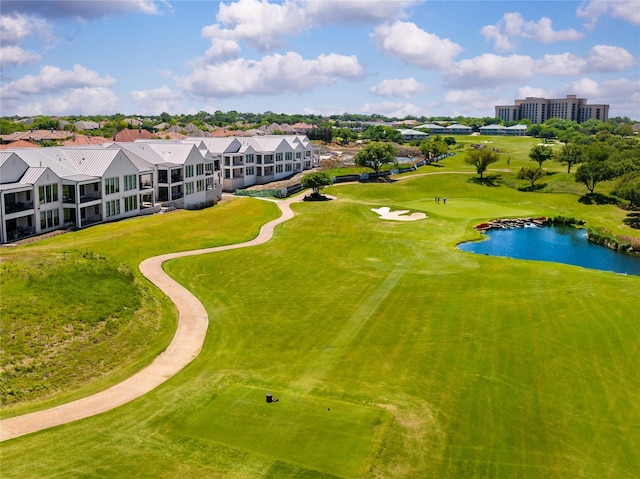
[517,166,545,188]
[354,141,397,174]
[575,161,615,194]
[613,172,640,208]
[538,127,557,142]
[420,140,448,160]
[615,124,633,138]
[301,171,332,196]
[556,143,585,173]
[526,124,542,137]
[464,148,499,179]
[443,136,456,146]
[529,144,554,168]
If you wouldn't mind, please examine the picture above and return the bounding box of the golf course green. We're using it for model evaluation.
[1,142,638,478]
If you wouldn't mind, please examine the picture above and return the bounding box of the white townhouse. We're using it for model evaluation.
[191,135,318,192]
[479,124,507,135]
[446,124,473,135]
[397,129,429,141]
[0,147,147,242]
[415,123,448,135]
[479,124,528,136]
[114,141,222,209]
[0,135,316,243]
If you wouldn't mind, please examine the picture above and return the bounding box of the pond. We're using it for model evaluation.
[457,225,640,276]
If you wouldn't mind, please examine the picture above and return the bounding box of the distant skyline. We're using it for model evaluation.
[1,0,638,119]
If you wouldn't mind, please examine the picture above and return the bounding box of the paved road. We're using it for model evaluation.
[0,195,301,442]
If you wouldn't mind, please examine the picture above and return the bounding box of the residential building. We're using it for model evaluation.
[186,135,319,192]
[495,95,609,124]
[397,129,429,141]
[479,124,528,136]
[1,135,316,243]
[415,123,448,135]
[446,124,472,135]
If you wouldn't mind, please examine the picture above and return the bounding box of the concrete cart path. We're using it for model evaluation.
[0,196,301,442]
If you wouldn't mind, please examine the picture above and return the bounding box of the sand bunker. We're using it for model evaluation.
[371,207,427,221]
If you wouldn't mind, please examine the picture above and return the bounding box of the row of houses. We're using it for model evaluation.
[0,135,319,243]
[398,123,528,141]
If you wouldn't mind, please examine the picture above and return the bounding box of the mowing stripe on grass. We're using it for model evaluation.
[291,267,405,395]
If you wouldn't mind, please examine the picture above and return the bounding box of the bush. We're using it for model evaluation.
[549,216,585,226]
[586,227,632,252]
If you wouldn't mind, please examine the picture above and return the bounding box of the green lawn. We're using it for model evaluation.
[1,139,639,478]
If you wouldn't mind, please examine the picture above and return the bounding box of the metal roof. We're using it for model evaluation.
[20,166,49,184]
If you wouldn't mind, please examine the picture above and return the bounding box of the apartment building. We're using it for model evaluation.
[183,135,319,192]
[495,95,609,124]
[1,135,317,243]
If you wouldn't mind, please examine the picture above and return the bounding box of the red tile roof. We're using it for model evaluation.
[113,129,153,142]
[0,139,40,149]
[62,134,110,146]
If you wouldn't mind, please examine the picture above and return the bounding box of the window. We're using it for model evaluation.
[196,163,204,176]
[285,164,292,172]
[124,195,137,212]
[40,209,60,229]
[196,179,205,192]
[38,184,58,204]
[276,153,283,162]
[106,199,120,217]
[185,165,194,178]
[246,166,255,175]
[276,164,283,173]
[305,150,311,157]
[296,152,301,159]
[104,177,119,195]
[124,174,136,191]
[224,170,231,179]
[246,154,254,163]
[205,177,214,190]
[285,152,292,161]
[185,182,195,195]
[205,162,213,174]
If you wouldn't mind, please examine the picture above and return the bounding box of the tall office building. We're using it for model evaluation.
[495,95,609,124]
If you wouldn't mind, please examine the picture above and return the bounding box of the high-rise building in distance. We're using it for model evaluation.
[495,95,609,124]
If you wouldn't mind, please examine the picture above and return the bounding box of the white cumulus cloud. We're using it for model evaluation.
[303,0,421,25]
[0,45,41,68]
[360,101,423,118]
[481,12,583,52]
[178,51,364,97]
[130,85,183,115]
[202,0,307,53]
[445,54,535,88]
[13,87,121,116]
[1,64,115,98]
[370,77,428,98]
[370,21,462,70]
[577,0,640,29]
[585,45,637,71]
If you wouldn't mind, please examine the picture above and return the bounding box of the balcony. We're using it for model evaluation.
[6,226,35,241]
[4,201,34,214]
[81,214,102,227]
[80,192,101,203]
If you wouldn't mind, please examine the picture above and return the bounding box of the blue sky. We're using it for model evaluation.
[1,0,638,119]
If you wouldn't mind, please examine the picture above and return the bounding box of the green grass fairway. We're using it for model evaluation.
[1,138,639,478]
[404,198,537,219]
[176,384,388,477]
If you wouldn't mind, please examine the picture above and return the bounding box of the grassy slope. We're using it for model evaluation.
[1,139,639,478]
[0,198,280,416]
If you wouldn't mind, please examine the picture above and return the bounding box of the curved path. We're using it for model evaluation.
[0,195,301,442]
